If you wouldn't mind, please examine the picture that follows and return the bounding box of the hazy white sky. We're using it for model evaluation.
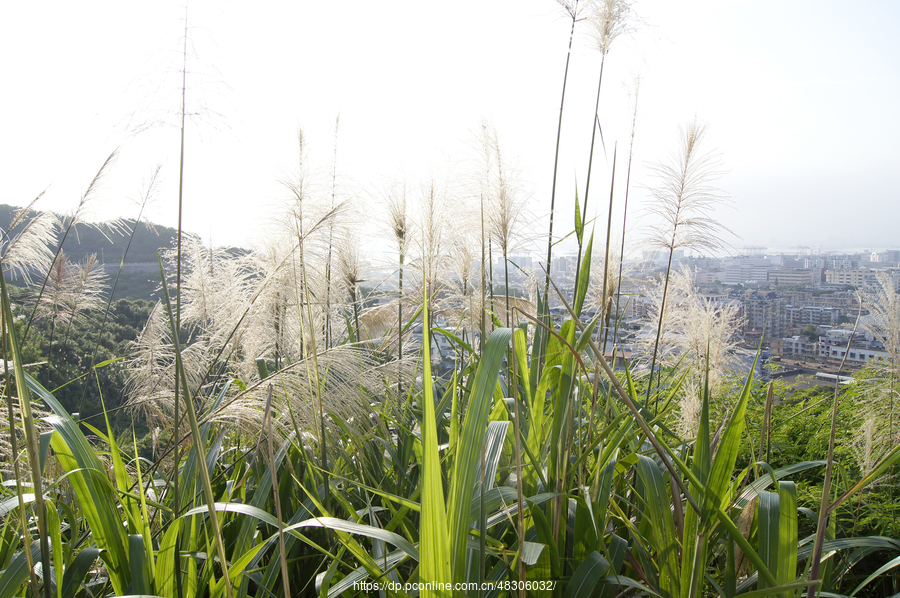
[2,1,898,257]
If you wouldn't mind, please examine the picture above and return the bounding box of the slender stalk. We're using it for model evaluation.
[646,241,676,410]
[21,151,118,346]
[479,437,486,597]
[488,238,494,328]
[600,145,617,354]
[509,331,526,596]
[324,116,340,349]
[173,8,188,597]
[1,275,52,598]
[543,0,579,302]
[398,244,404,394]
[573,52,607,288]
[1,304,41,598]
[503,254,511,330]
[264,384,291,598]
[612,79,640,345]
[807,309,861,598]
[295,217,330,511]
[158,260,234,598]
[643,121,729,410]
[480,194,487,345]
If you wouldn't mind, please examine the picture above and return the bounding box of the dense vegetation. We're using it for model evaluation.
[3,2,900,598]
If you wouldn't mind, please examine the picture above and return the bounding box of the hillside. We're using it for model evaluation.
[0,204,247,300]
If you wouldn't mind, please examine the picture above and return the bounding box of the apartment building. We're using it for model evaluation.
[817,329,890,363]
[768,268,820,287]
[743,293,786,337]
[785,305,841,326]
[782,336,818,357]
[825,269,872,287]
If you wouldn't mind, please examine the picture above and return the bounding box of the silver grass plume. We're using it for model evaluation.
[587,0,634,57]
[578,0,634,256]
[484,126,528,265]
[36,253,108,328]
[850,272,900,477]
[644,120,733,255]
[643,119,733,405]
[381,181,411,384]
[482,120,531,328]
[414,178,450,305]
[220,345,401,444]
[60,150,128,241]
[125,301,210,427]
[586,243,627,321]
[126,194,362,441]
[446,232,478,338]
[337,233,364,341]
[0,199,58,285]
[639,268,744,436]
[553,0,587,21]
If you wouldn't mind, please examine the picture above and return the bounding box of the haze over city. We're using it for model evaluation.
[2,1,898,253]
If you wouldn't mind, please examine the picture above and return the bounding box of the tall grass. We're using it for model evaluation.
[4,7,900,598]
[642,119,732,409]
[5,176,900,598]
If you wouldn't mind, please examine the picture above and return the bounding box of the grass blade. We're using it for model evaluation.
[419,279,452,596]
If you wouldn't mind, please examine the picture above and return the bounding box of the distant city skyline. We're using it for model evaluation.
[3,1,898,254]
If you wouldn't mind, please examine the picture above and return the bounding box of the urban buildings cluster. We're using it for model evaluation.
[475,247,900,368]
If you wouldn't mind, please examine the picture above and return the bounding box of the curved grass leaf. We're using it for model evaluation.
[565,551,609,598]
[447,327,512,586]
[281,516,419,561]
[60,548,101,598]
[0,543,40,598]
[419,279,452,597]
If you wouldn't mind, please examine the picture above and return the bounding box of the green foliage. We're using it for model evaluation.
[4,267,900,598]
[13,295,154,436]
[2,10,899,594]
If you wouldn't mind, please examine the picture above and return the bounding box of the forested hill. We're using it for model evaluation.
[0,203,178,263]
[0,204,248,299]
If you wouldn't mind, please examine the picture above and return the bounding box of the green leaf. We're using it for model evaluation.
[0,494,36,517]
[181,502,279,527]
[575,188,584,246]
[33,404,130,594]
[574,313,601,355]
[776,482,798,598]
[46,499,64,598]
[61,548,101,598]
[573,232,593,317]
[851,553,900,596]
[521,542,547,566]
[634,455,680,597]
[281,517,419,562]
[758,490,779,592]
[416,277,450,596]
[705,351,758,518]
[565,551,609,598]
[734,462,826,509]
[155,519,184,598]
[0,543,41,598]
[447,327,512,586]
[129,534,153,595]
